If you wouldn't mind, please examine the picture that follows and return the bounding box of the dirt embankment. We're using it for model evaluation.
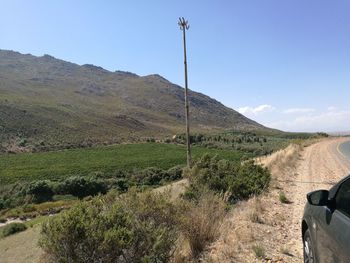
[204,137,350,263]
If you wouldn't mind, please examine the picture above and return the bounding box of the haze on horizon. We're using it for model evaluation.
[1,0,350,133]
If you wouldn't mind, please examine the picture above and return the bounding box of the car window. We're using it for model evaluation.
[336,179,350,217]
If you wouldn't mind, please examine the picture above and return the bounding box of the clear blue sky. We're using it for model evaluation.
[1,0,350,132]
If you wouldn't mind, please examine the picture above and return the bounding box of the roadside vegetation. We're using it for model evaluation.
[38,154,271,262]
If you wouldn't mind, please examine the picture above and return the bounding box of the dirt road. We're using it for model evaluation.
[285,138,350,260]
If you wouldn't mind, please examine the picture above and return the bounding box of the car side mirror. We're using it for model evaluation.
[307,190,329,206]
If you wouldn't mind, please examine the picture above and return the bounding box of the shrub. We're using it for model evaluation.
[184,155,270,203]
[39,190,179,263]
[228,160,270,202]
[0,198,4,210]
[166,165,183,181]
[111,178,130,192]
[279,191,290,204]
[252,244,265,259]
[57,176,107,199]
[132,166,183,186]
[1,222,27,237]
[133,167,166,186]
[26,180,54,203]
[19,138,27,147]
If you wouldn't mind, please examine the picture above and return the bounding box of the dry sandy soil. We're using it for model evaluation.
[204,137,350,263]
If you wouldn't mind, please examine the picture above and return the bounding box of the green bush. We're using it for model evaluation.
[132,167,166,185]
[19,138,27,147]
[39,190,179,263]
[252,244,265,259]
[111,178,130,192]
[279,191,290,204]
[184,154,270,203]
[1,222,27,237]
[166,165,183,181]
[26,180,54,203]
[0,198,4,210]
[228,160,271,201]
[57,176,107,199]
[132,166,183,186]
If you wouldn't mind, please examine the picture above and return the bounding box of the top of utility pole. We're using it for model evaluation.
[178,17,190,30]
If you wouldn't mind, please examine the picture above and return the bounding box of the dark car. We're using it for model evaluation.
[302,175,350,263]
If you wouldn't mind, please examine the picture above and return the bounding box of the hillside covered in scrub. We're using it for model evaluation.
[0,49,273,152]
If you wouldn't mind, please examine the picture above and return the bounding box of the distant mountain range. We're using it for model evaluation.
[0,49,273,151]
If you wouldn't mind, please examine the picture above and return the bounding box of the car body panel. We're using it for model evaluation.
[302,175,350,263]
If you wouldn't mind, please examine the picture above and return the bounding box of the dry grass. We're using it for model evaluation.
[0,225,42,263]
[154,179,189,200]
[178,192,226,260]
[259,143,302,176]
[202,197,263,262]
[248,197,265,224]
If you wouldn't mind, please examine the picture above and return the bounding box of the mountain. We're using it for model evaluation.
[0,49,270,151]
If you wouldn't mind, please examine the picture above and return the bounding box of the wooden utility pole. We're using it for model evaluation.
[178,17,191,167]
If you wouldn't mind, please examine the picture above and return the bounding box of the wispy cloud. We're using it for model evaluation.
[327,106,337,111]
[282,108,315,114]
[236,104,350,132]
[238,104,275,116]
[267,107,350,132]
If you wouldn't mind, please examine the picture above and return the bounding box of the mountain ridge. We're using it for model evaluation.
[0,49,272,151]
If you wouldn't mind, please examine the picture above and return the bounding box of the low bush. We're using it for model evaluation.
[228,160,271,201]
[252,244,265,259]
[132,167,167,185]
[279,191,290,204]
[132,166,183,186]
[1,222,27,237]
[57,176,107,199]
[166,165,183,181]
[184,154,271,203]
[26,180,54,203]
[40,190,179,263]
